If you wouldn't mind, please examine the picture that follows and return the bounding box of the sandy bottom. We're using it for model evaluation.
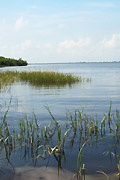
[0,166,118,180]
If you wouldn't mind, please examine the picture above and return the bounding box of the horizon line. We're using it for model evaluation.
[29,61,120,64]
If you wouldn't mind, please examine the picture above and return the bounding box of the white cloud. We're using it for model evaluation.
[21,40,32,51]
[0,45,8,50]
[14,17,28,32]
[58,24,65,29]
[44,43,53,49]
[59,38,91,49]
[36,42,53,49]
[1,18,6,24]
[100,34,120,48]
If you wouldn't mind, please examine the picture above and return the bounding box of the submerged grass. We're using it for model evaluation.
[0,70,90,89]
[0,102,120,179]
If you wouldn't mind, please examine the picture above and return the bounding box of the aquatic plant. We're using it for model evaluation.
[19,71,81,86]
[117,158,120,180]
[0,70,90,89]
[97,171,110,180]
[0,71,18,89]
[0,103,120,179]
[77,141,87,180]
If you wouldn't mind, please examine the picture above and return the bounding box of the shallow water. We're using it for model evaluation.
[0,62,120,178]
[0,166,118,180]
[1,62,120,119]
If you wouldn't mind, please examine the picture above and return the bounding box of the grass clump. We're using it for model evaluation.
[0,71,18,89]
[0,71,89,89]
[19,71,80,86]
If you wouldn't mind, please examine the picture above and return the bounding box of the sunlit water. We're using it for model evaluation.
[0,62,120,179]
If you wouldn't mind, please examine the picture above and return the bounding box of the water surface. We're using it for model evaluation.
[0,62,120,178]
[1,62,120,119]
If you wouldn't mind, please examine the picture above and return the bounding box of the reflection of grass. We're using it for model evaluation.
[0,102,120,178]
[0,71,91,89]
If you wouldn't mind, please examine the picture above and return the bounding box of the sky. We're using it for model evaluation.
[0,0,120,63]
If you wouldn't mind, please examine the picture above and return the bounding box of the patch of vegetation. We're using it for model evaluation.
[0,71,90,89]
[0,71,18,89]
[19,71,82,86]
[0,56,28,67]
[0,103,120,179]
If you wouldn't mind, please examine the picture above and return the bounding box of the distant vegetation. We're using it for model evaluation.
[0,71,91,89]
[0,56,28,67]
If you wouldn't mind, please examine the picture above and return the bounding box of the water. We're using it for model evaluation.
[0,62,120,178]
[1,62,120,120]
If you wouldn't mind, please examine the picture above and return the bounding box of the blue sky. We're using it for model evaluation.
[0,0,120,63]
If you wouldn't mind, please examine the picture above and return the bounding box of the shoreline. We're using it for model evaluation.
[1,166,118,180]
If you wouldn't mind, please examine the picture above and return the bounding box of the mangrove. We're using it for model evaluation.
[0,56,28,67]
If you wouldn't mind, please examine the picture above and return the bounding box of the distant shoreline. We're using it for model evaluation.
[29,61,120,65]
[0,56,28,67]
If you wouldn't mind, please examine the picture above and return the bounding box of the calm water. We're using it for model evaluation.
[1,62,120,120]
[0,62,120,178]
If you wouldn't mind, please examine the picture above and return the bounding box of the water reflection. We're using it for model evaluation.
[0,105,120,179]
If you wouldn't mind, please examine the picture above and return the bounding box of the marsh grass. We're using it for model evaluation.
[117,158,120,180]
[0,103,120,179]
[0,71,91,89]
[97,171,110,180]
[77,142,87,180]
[0,71,18,89]
[19,71,80,86]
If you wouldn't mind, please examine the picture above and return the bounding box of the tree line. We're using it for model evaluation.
[0,56,28,67]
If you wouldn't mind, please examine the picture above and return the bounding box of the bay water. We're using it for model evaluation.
[0,62,120,178]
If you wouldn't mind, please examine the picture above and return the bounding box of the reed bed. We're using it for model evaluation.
[19,71,81,86]
[0,103,120,180]
[0,71,18,89]
[0,71,90,89]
